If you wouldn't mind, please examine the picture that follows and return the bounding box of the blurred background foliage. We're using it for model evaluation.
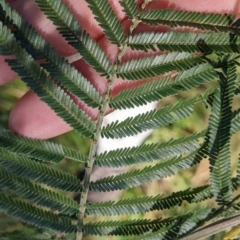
[1,78,240,240]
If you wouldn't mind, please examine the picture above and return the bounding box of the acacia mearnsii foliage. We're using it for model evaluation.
[1,0,240,239]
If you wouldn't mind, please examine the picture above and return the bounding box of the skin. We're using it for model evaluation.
[1,0,240,139]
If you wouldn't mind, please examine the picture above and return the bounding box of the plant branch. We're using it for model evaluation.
[178,212,240,240]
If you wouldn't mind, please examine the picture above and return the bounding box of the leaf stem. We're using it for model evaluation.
[76,71,114,240]
[76,35,125,240]
[76,2,151,238]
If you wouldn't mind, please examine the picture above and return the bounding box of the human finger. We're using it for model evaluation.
[8,0,240,139]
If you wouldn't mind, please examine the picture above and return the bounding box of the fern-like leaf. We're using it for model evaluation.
[117,52,204,80]
[86,185,213,216]
[1,1,240,239]
[111,63,218,109]
[0,167,78,216]
[0,147,81,192]
[0,126,87,163]
[102,90,211,139]
[109,77,182,109]
[95,131,203,167]
[175,63,218,90]
[208,62,236,205]
[90,147,207,191]
[8,58,96,138]
[140,10,239,33]
[84,218,176,236]
[86,178,239,216]
[129,31,240,53]
[0,192,74,233]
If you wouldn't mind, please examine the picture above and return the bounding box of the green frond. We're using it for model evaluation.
[140,9,239,33]
[0,192,75,233]
[102,90,212,139]
[110,63,218,110]
[95,131,204,167]
[0,126,87,163]
[120,0,139,19]
[85,0,125,45]
[86,178,239,216]
[109,77,182,109]
[175,63,218,90]
[90,146,207,191]
[0,147,81,192]
[84,206,231,238]
[84,218,175,236]
[117,52,204,80]
[0,0,102,108]
[86,185,210,216]
[129,31,240,53]
[35,0,113,76]
[0,167,78,216]
[101,103,192,139]
[208,63,236,205]
[0,23,96,138]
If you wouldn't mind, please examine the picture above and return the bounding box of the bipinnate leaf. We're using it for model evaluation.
[0,1,240,239]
